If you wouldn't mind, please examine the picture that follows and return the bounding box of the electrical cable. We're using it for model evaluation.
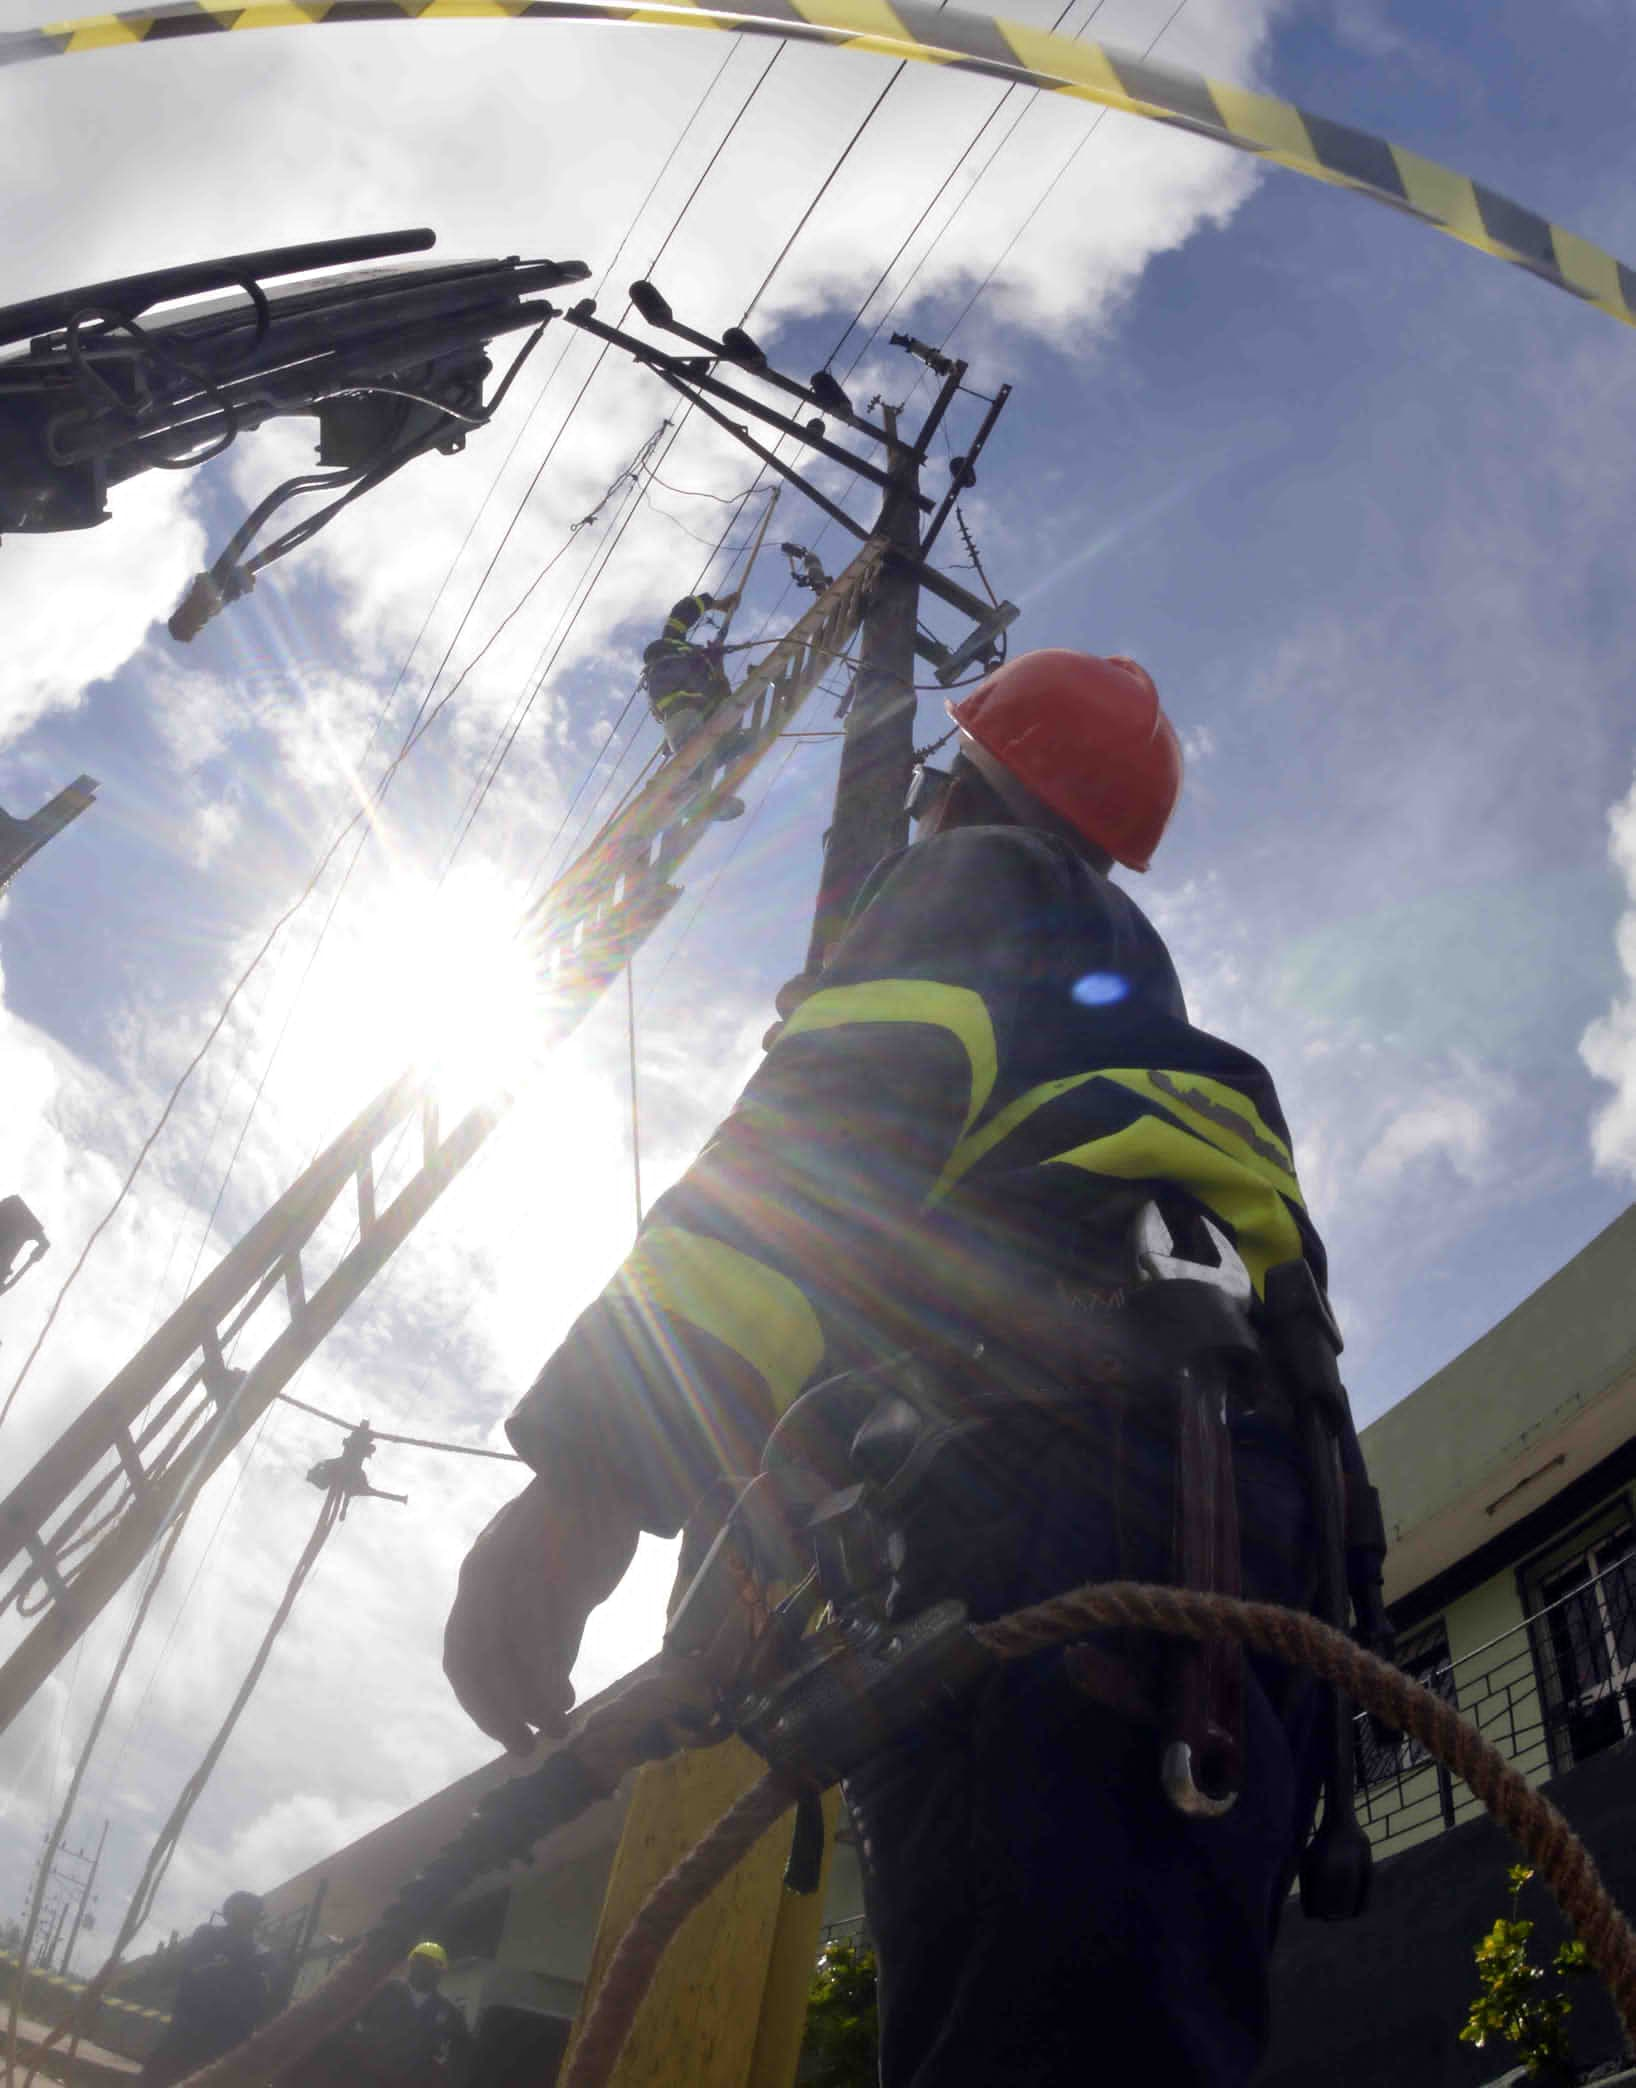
[116,40,773,1325]
[641,463,764,506]
[939,0,1193,352]
[740,61,912,329]
[0,434,658,1447]
[272,1390,525,1463]
[821,0,1088,369]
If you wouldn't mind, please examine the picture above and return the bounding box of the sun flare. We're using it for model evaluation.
[283,863,550,1127]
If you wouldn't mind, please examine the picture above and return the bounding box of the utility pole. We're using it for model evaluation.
[565,341,996,2088]
[804,406,922,969]
[58,1819,107,1980]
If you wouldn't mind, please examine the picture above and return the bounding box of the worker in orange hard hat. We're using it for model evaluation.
[446,649,1373,2087]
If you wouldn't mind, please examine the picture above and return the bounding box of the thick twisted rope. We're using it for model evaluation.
[971,1581,1636,2040]
[560,1769,807,2088]
[182,1583,1636,2087]
[561,1583,1636,2087]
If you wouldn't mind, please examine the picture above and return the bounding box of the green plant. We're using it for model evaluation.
[801,1937,879,2088]
[1460,1865,1591,2081]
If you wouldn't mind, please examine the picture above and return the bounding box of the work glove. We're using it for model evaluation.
[709,590,740,616]
[443,1463,643,1755]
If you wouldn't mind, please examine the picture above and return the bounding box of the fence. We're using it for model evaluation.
[1356,1545,1636,1852]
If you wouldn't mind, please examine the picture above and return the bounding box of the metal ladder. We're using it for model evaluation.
[0,542,882,1737]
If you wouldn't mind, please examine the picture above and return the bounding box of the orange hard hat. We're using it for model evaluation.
[947,649,1182,872]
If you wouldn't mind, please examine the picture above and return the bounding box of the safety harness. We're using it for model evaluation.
[665,1196,1393,1920]
[643,594,731,719]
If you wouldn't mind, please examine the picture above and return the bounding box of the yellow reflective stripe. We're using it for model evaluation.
[778,980,998,1134]
[1048,1120,1304,1294]
[1094,1068,1300,1199]
[934,1064,1300,1207]
[932,1068,1100,1200]
[620,1225,825,1413]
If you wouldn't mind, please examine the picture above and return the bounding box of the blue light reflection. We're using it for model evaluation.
[1072,972,1129,1007]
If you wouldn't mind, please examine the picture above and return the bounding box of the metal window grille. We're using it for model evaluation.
[1355,1538,1636,1855]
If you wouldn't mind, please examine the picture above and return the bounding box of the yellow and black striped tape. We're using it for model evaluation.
[0,1953,170,2020]
[1,0,1632,333]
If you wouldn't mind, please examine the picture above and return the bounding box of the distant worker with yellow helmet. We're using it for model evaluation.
[326,1939,473,2087]
[446,651,1374,2085]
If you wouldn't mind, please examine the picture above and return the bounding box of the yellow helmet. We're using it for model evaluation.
[408,1941,448,1967]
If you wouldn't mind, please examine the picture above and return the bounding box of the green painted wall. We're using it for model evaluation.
[1361,1205,1636,1544]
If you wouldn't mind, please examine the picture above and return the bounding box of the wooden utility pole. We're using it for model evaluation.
[805,406,924,969]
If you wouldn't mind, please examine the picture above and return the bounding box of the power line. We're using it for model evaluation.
[740,61,913,328]
[940,0,1195,351]
[272,1391,525,1462]
[840,0,1111,382]
[820,0,1088,370]
[47,44,781,1385]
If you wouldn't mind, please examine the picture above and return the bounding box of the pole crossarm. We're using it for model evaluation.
[2,0,1632,334]
[0,545,881,1740]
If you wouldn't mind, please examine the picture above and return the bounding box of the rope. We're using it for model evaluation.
[559,1771,806,2088]
[559,1585,1636,2087]
[151,1576,1636,2088]
[973,1583,1636,2033]
[711,489,780,649]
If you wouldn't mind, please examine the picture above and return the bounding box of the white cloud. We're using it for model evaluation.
[0,471,207,749]
[1359,1088,1495,1190]
[3,0,1441,1951]
[1579,772,1636,1179]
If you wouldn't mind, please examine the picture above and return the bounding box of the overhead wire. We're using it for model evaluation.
[4,33,1039,2004]
[0,33,789,1449]
[271,1391,525,1462]
[821,0,1087,370]
[939,0,1194,351]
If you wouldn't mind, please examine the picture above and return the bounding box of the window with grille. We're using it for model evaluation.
[1356,1622,1454,1788]
[1531,1522,1636,1773]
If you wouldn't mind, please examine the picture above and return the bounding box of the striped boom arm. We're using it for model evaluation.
[1,0,1631,331]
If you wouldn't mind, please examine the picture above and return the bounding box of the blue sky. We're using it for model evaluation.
[3,0,1635,1964]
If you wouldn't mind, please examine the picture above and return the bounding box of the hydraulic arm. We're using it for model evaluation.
[0,228,589,637]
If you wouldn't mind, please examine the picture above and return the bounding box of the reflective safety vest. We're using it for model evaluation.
[508,825,1327,1533]
[644,594,727,715]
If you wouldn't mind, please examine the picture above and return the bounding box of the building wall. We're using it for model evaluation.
[1362,1204,1636,1553]
[495,1849,610,1994]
